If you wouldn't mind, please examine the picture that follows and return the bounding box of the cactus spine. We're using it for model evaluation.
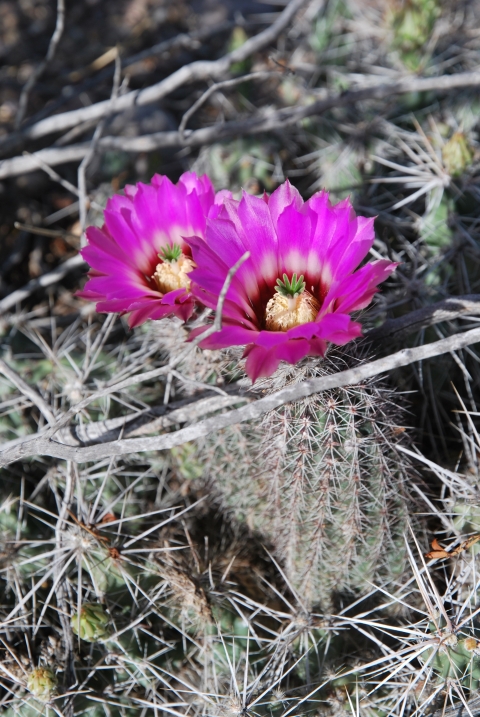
[202,350,413,609]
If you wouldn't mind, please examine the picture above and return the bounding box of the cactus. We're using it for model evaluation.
[419,617,480,691]
[192,138,281,195]
[429,634,480,688]
[390,0,439,52]
[200,349,414,610]
[71,602,111,642]
[389,0,440,69]
[442,132,474,178]
[26,667,58,701]
[3,0,480,713]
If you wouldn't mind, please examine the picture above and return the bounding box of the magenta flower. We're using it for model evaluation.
[186,181,397,381]
[78,172,228,327]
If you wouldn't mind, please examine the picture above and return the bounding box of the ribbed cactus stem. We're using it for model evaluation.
[201,350,414,609]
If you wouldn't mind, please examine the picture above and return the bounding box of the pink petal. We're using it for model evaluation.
[189,180,397,377]
[80,172,223,325]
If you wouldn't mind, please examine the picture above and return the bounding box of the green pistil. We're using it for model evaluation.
[159,243,182,263]
[275,273,306,298]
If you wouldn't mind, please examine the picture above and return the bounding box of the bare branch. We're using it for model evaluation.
[0,358,56,426]
[14,222,80,244]
[57,392,248,446]
[365,295,480,343]
[15,0,65,129]
[431,695,480,717]
[20,151,103,211]
[3,69,480,180]
[1,248,251,447]
[8,0,309,144]
[211,251,251,333]
[24,150,79,195]
[78,51,122,243]
[0,145,91,182]
[0,254,86,316]
[179,71,278,137]
[2,326,479,465]
[117,20,232,72]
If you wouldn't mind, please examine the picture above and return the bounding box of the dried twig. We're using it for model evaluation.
[178,71,278,137]
[20,151,103,210]
[211,251,251,333]
[15,0,66,129]
[2,326,479,465]
[0,254,86,316]
[52,392,248,447]
[431,695,480,717]
[3,69,480,180]
[78,52,122,243]
[0,145,87,180]
[365,295,480,343]
[14,222,80,243]
[10,0,309,143]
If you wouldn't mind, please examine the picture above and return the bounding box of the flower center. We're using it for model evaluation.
[265,273,320,331]
[152,243,195,294]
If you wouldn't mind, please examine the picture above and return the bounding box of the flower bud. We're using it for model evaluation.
[27,667,57,701]
[71,602,110,642]
[442,132,473,178]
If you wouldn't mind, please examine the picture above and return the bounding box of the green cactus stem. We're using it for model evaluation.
[199,351,415,609]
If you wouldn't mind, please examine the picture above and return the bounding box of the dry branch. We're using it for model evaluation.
[0,392,248,455]
[365,295,480,343]
[57,392,248,445]
[178,70,278,137]
[6,0,310,144]
[432,695,480,717]
[15,0,65,129]
[2,326,479,466]
[2,70,480,180]
[0,254,86,315]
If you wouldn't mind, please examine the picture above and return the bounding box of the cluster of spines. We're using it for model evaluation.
[2,314,480,717]
[200,352,414,610]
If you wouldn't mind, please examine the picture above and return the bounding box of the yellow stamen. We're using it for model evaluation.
[265,290,320,331]
[153,254,195,294]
